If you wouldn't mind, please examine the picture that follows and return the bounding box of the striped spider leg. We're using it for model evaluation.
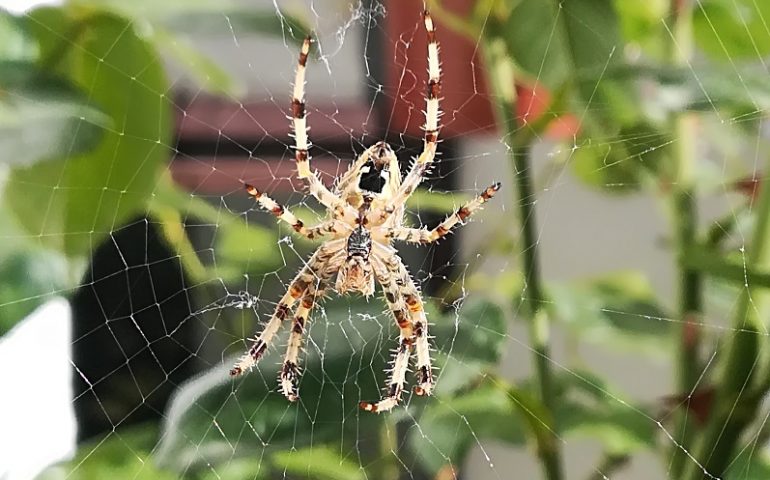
[368,11,442,226]
[280,275,333,402]
[230,240,345,379]
[244,183,339,239]
[381,183,501,245]
[359,249,414,413]
[290,35,355,220]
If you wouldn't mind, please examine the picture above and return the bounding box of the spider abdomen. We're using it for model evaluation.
[336,226,375,295]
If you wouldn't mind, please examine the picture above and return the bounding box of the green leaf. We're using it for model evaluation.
[408,384,526,475]
[694,0,770,61]
[432,299,507,395]
[272,446,365,480]
[612,0,668,57]
[0,60,110,167]
[560,401,656,454]
[726,449,770,480]
[155,299,388,474]
[214,220,281,272]
[570,123,668,193]
[37,425,177,480]
[496,1,569,88]
[683,244,770,288]
[405,189,471,215]
[0,9,37,60]
[550,272,672,354]
[5,8,172,257]
[0,250,70,335]
[550,370,657,455]
[150,28,242,97]
[74,0,312,41]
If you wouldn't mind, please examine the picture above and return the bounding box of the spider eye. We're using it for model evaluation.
[359,161,387,193]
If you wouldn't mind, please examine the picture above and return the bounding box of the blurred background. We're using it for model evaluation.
[1,1,770,479]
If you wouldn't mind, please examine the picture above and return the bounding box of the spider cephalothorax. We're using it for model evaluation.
[231,11,500,413]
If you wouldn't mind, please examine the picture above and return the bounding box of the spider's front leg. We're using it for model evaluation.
[244,183,337,240]
[290,35,353,218]
[383,183,501,244]
[359,255,414,413]
[367,11,442,225]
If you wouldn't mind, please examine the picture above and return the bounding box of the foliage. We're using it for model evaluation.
[427,0,770,478]
[5,0,770,479]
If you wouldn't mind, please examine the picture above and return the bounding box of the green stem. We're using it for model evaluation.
[666,1,703,476]
[482,37,563,480]
[682,163,770,479]
[587,454,630,480]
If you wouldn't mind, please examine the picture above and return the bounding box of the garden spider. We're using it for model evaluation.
[230,11,500,413]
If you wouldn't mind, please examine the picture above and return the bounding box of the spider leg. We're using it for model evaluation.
[366,12,441,226]
[279,281,327,402]
[244,183,338,239]
[379,249,434,396]
[359,256,414,413]
[382,183,501,244]
[290,36,352,218]
[230,243,341,377]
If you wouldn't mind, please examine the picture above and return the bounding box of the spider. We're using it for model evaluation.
[230,11,500,413]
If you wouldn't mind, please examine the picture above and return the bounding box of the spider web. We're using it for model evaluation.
[1,1,769,479]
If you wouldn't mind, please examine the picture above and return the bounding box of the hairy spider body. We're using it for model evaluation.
[231,12,500,413]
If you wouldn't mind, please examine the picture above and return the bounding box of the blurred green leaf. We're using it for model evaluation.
[612,0,668,57]
[149,177,280,280]
[215,220,281,272]
[406,189,471,215]
[550,272,672,354]
[0,9,37,60]
[561,0,623,84]
[694,0,770,61]
[544,370,657,455]
[683,244,770,288]
[0,60,110,167]
[74,0,311,41]
[0,250,70,335]
[605,62,770,116]
[198,458,269,480]
[561,400,656,454]
[432,298,507,395]
[726,449,770,480]
[495,0,569,88]
[6,8,171,257]
[38,425,176,480]
[155,299,387,474]
[272,446,365,480]
[150,28,242,96]
[408,384,526,475]
[164,10,310,40]
[570,123,668,193]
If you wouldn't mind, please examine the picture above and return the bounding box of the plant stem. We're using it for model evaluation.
[482,37,563,480]
[665,1,703,476]
[587,454,630,480]
[682,163,770,479]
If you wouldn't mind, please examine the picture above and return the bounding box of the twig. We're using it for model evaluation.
[482,33,564,480]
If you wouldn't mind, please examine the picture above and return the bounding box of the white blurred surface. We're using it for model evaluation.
[0,298,75,480]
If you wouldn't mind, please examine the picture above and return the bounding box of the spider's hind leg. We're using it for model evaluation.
[230,243,341,379]
[280,284,326,402]
[360,258,414,413]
